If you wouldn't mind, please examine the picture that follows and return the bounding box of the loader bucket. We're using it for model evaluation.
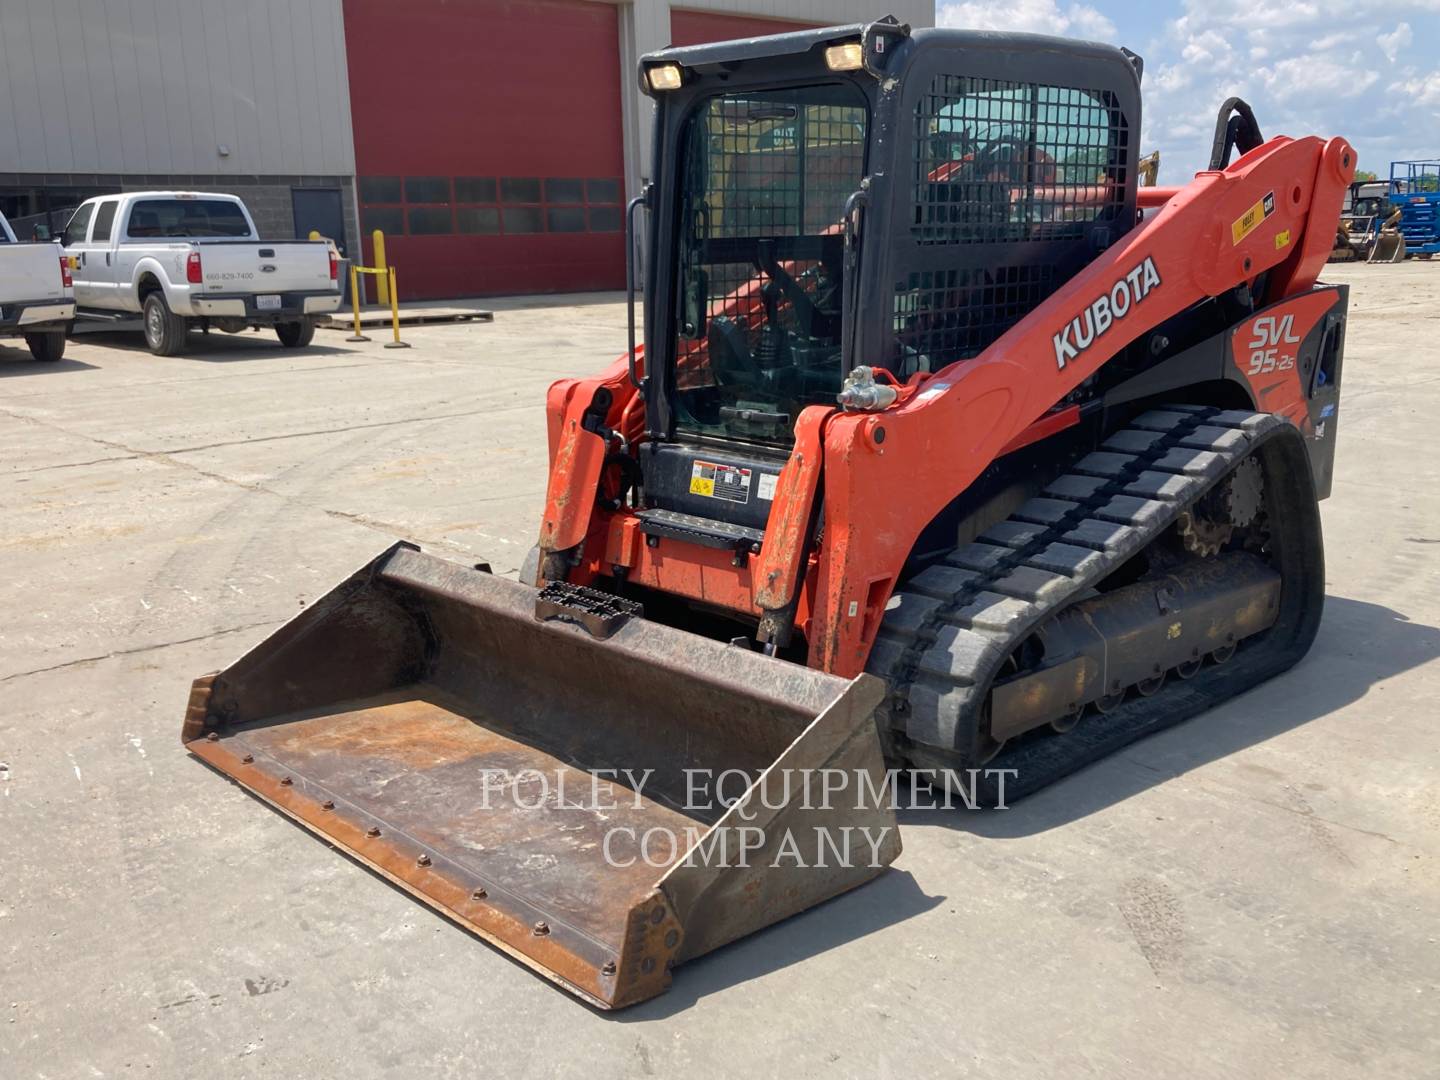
[183,543,899,1008]
[1370,229,1406,263]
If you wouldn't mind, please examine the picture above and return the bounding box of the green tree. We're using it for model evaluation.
[1354,169,1378,181]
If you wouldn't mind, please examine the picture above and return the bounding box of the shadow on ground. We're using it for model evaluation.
[71,327,355,361]
[482,290,623,313]
[618,869,942,1021]
[0,348,98,373]
[631,601,1434,1015]
[910,595,1440,840]
[184,594,1433,1018]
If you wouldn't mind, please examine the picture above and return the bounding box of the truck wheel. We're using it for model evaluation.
[275,321,316,348]
[143,293,187,356]
[23,331,66,363]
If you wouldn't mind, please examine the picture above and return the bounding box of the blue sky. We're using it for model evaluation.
[935,0,1440,182]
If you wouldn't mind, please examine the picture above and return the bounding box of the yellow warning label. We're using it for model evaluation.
[1231,190,1276,245]
[1275,229,1291,250]
[689,459,753,503]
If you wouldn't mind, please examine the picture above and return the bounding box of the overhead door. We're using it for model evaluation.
[344,0,625,298]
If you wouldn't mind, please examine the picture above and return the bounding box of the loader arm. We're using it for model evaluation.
[804,133,1354,674]
[536,133,1353,667]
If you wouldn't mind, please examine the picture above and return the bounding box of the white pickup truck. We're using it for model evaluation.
[0,211,75,362]
[61,192,341,355]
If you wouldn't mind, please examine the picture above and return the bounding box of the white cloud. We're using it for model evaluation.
[1261,56,1380,101]
[1390,70,1440,105]
[937,0,1117,42]
[931,0,1440,182]
[1378,22,1413,61]
[1135,0,1440,180]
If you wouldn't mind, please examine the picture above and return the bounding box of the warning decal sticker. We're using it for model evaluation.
[690,460,752,504]
[1231,190,1276,246]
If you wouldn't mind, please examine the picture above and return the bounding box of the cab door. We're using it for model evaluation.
[83,199,123,308]
[61,201,100,307]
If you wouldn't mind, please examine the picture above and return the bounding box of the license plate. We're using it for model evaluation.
[256,294,281,310]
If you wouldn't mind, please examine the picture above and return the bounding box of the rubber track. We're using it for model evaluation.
[868,406,1285,788]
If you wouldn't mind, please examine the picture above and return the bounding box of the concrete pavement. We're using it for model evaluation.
[2,267,1437,1078]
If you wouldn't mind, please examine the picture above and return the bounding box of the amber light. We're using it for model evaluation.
[824,42,864,71]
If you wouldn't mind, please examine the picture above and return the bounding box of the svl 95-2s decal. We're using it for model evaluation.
[1245,314,1301,375]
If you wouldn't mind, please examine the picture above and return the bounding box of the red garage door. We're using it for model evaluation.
[669,9,819,48]
[344,0,625,298]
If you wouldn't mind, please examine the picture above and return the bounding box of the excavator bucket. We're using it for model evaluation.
[182,543,899,1009]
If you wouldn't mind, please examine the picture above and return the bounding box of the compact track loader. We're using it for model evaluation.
[185,21,1353,1007]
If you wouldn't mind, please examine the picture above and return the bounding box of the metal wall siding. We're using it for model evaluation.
[0,0,354,175]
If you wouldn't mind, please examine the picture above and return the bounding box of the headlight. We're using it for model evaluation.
[824,41,864,71]
[646,63,684,92]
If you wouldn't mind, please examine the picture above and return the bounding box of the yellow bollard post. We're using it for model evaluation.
[308,229,321,241]
[372,229,389,306]
[383,266,410,349]
[345,265,370,342]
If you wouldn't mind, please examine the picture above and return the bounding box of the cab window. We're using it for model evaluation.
[62,203,95,246]
[125,199,253,239]
[91,199,120,243]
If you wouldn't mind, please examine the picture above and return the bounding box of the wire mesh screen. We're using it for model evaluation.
[893,265,1057,374]
[695,96,864,241]
[892,72,1129,370]
[911,75,1128,245]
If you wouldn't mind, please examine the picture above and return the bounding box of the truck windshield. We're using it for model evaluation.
[672,83,866,447]
[126,199,253,239]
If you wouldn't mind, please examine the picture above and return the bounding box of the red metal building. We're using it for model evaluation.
[341,1,830,298]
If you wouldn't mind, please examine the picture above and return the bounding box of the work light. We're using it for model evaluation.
[824,41,864,71]
[646,63,684,91]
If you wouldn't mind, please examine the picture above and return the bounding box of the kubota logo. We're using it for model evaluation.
[1054,256,1161,370]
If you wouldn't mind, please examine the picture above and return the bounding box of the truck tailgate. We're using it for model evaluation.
[0,243,68,302]
[198,241,333,295]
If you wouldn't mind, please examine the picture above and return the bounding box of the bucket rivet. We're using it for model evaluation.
[241,754,254,765]
[471,888,487,901]
[206,732,219,742]
[280,776,293,786]
[321,800,334,811]
[366,826,381,838]
[601,960,617,976]
[417,854,431,867]
[533,921,550,936]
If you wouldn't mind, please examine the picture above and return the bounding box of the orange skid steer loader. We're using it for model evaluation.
[184,20,1353,1007]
